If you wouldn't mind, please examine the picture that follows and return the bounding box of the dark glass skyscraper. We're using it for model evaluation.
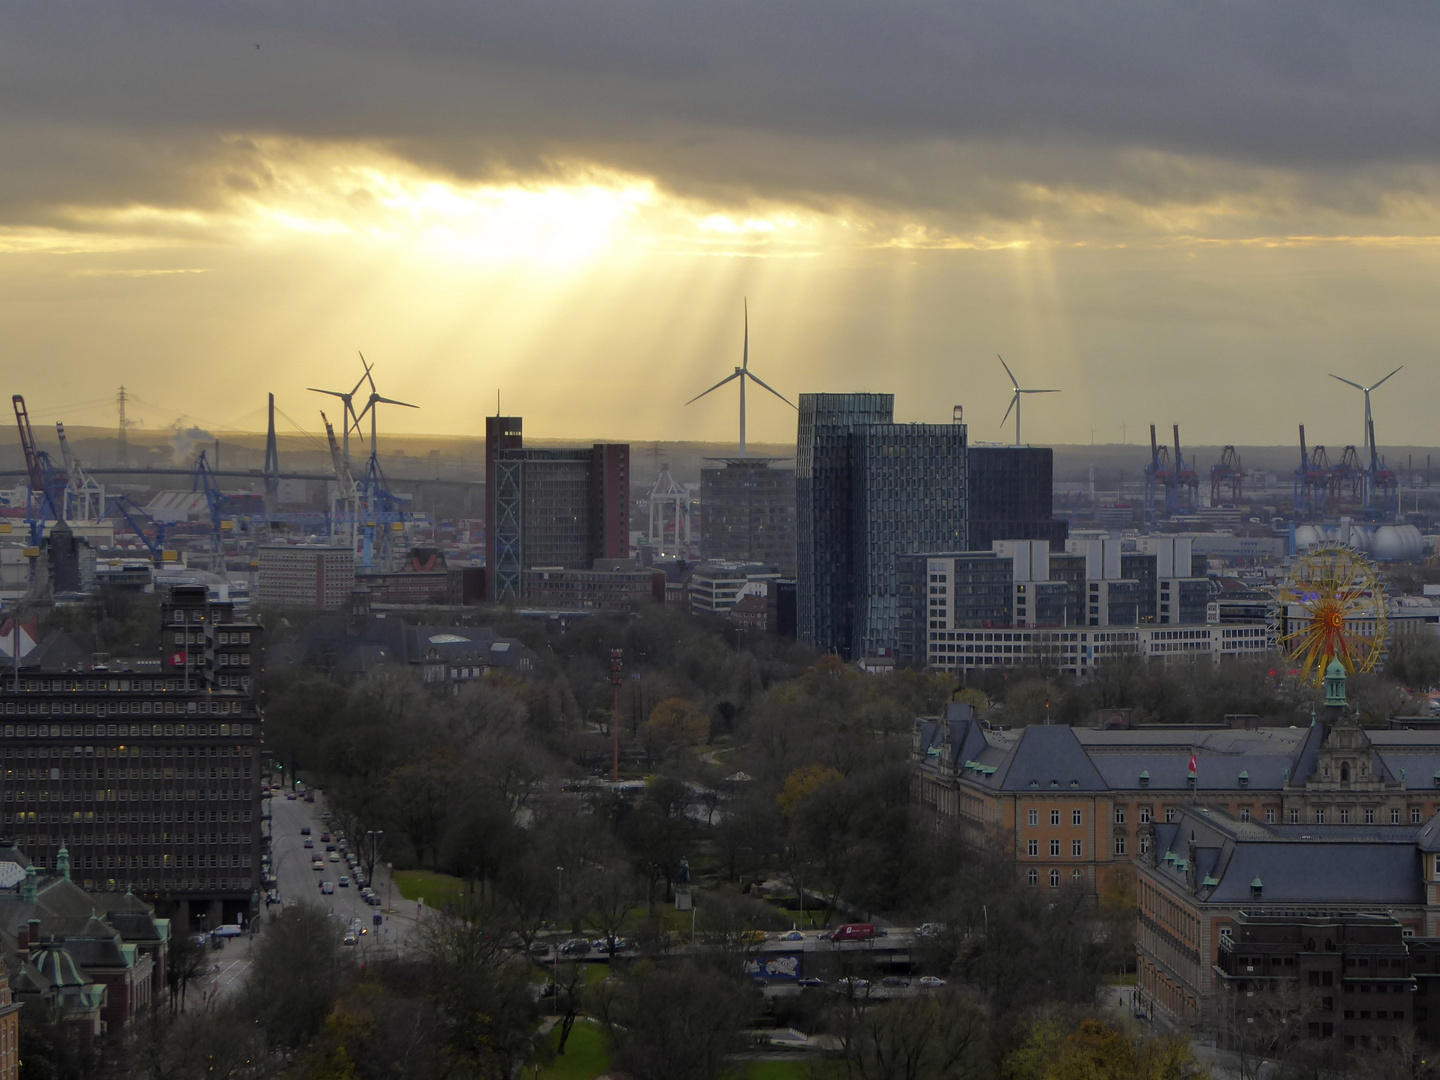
[797,394,967,659]
[966,446,1067,552]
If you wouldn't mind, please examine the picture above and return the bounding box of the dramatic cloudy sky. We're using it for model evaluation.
[4,2,1440,449]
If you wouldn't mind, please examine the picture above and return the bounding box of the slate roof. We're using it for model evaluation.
[989,725,1109,791]
[1150,808,1427,908]
[21,630,100,674]
[269,615,536,675]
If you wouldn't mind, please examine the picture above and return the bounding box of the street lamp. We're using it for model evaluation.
[608,649,624,782]
[555,865,564,996]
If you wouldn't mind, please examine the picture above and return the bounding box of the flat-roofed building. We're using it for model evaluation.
[700,459,796,576]
[0,587,262,930]
[257,544,355,610]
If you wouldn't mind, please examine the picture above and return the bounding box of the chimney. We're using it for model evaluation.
[26,919,39,949]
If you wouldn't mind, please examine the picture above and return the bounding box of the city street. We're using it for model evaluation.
[265,789,425,957]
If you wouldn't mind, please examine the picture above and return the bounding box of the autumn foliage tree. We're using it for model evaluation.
[647,696,711,746]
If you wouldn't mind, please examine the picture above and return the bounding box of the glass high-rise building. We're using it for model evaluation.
[700,460,796,576]
[797,394,967,659]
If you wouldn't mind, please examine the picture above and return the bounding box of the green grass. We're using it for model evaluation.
[538,1019,609,1080]
[745,1062,813,1080]
[392,869,467,908]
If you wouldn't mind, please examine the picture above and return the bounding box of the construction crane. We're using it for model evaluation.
[11,395,66,544]
[1365,418,1398,516]
[55,422,105,522]
[1210,446,1244,506]
[322,411,359,556]
[1293,425,1332,518]
[106,496,172,567]
[1143,424,1199,522]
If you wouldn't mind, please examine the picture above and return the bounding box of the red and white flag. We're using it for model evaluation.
[1188,753,1198,774]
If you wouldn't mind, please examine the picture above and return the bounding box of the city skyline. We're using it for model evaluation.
[6,5,1440,447]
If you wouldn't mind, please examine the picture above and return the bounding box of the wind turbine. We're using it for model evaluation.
[308,353,373,466]
[686,300,795,458]
[998,355,1059,447]
[352,366,419,457]
[1329,366,1401,466]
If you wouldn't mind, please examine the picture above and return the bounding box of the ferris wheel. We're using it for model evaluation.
[1274,545,1387,683]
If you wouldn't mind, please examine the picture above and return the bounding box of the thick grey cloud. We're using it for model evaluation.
[5,2,1440,225]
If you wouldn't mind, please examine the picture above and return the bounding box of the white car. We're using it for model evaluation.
[918,975,947,989]
[210,924,244,938]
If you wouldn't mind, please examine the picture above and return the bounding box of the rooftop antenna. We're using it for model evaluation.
[686,299,795,458]
[1329,366,1401,464]
[997,355,1059,447]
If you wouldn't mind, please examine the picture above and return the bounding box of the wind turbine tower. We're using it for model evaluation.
[997,355,1059,447]
[1329,366,1402,515]
[687,301,796,457]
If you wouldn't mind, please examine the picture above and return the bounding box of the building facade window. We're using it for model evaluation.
[1072,840,1083,857]
[1028,810,1039,826]
[1050,840,1061,857]
[1114,836,1127,856]
[1072,810,1083,826]
[1028,868,1039,886]
[1049,869,1061,888]
[1114,806,1127,824]
[1139,806,1152,824]
[1051,809,1061,826]
[1027,840,1039,857]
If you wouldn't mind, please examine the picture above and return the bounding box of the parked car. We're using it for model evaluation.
[560,939,591,956]
[286,793,297,800]
[775,930,805,942]
[212,924,245,938]
[880,976,905,988]
[342,932,357,946]
[918,976,947,989]
[799,977,826,988]
[834,977,870,993]
[528,941,550,956]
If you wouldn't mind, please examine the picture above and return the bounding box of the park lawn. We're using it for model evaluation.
[745,1061,814,1080]
[538,1019,609,1080]
[392,869,466,908]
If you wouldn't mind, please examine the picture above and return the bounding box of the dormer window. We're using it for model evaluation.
[1238,771,1249,788]
[1250,877,1263,899]
[1139,771,1150,788]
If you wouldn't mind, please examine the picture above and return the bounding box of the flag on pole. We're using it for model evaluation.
[1188,753,1198,774]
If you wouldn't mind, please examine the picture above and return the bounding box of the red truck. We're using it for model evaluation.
[826,923,876,942]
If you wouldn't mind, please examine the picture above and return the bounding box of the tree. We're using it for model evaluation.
[597,962,754,1080]
[1388,629,1440,692]
[240,904,352,1056]
[165,928,211,1014]
[128,1006,274,1080]
[833,989,987,1080]
[777,763,843,818]
[648,696,711,746]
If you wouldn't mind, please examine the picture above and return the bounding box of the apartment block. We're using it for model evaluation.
[257,544,355,611]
